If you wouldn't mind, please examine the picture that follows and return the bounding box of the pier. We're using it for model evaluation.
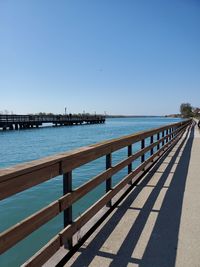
[1,119,200,267]
[0,114,105,130]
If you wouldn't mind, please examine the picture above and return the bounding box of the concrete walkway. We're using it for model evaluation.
[64,122,200,267]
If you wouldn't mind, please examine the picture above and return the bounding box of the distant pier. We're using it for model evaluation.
[0,114,105,130]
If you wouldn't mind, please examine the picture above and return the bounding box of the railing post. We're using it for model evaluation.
[157,133,160,151]
[128,145,132,184]
[171,127,174,139]
[63,171,73,249]
[141,139,145,163]
[150,135,154,156]
[106,154,112,207]
[173,127,175,138]
[162,131,165,146]
[169,128,172,141]
[128,145,132,174]
[175,126,178,137]
[166,129,169,143]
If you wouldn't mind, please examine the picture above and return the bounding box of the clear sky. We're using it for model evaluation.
[0,0,200,115]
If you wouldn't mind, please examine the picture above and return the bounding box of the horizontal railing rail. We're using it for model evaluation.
[0,119,192,266]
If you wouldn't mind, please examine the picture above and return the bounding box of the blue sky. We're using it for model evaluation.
[0,0,200,115]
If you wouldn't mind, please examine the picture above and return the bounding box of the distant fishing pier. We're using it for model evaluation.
[0,114,105,130]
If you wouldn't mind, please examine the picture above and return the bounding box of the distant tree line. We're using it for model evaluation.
[180,103,200,118]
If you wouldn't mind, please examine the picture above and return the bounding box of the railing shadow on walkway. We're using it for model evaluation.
[63,124,194,267]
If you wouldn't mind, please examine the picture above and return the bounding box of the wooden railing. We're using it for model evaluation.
[0,119,192,266]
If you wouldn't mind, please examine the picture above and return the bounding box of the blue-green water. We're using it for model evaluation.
[0,117,182,266]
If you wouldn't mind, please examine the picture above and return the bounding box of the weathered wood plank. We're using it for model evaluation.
[0,147,88,183]
[0,163,60,200]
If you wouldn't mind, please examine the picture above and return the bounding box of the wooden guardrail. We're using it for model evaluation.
[0,119,192,266]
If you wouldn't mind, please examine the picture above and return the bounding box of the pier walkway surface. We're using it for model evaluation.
[56,122,200,267]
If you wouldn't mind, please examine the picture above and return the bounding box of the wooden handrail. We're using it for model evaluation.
[0,119,192,266]
[0,120,188,200]
[0,123,188,254]
[24,123,190,267]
